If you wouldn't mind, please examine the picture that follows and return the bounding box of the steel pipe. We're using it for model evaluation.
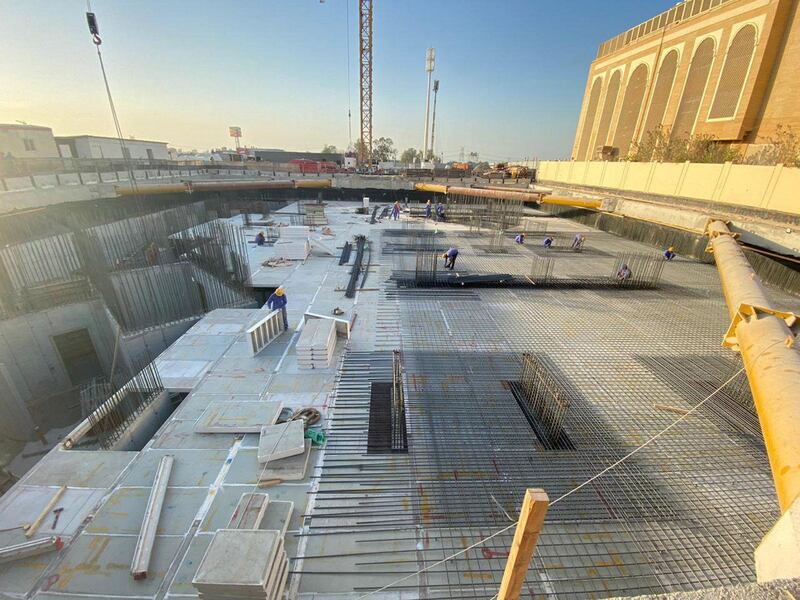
[708,220,800,512]
[540,195,602,209]
[414,183,449,194]
[446,186,540,202]
[116,178,332,196]
[116,183,188,196]
[295,178,333,189]
[708,222,773,320]
[190,180,295,192]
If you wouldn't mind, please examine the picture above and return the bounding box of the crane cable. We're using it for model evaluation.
[86,1,138,193]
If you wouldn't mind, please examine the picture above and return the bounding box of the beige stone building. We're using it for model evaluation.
[572,0,800,160]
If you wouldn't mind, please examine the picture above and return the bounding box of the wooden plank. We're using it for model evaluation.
[25,485,66,539]
[131,455,174,580]
[498,489,549,600]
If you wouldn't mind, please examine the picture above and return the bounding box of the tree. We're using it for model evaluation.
[372,137,396,162]
[746,124,800,167]
[400,148,422,164]
[352,137,396,164]
[320,144,339,154]
[629,125,741,164]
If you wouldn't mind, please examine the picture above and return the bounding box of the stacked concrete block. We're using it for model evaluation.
[274,226,310,260]
[192,529,288,600]
[296,318,336,369]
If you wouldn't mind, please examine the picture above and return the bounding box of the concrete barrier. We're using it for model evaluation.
[79,172,100,185]
[57,173,81,186]
[4,176,35,191]
[100,172,119,183]
[538,160,800,217]
[33,174,58,188]
[117,171,130,181]
[133,170,147,180]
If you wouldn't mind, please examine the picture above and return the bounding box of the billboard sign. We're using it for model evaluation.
[229,126,242,138]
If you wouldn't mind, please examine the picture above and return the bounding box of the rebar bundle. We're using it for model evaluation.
[85,361,164,450]
[518,353,572,449]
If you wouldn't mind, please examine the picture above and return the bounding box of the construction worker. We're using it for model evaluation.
[571,233,586,251]
[425,199,432,219]
[145,242,159,266]
[543,236,554,249]
[255,231,266,246]
[515,233,525,244]
[443,246,459,270]
[436,201,446,222]
[616,264,632,281]
[267,286,289,330]
[391,201,401,220]
[663,246,676,261]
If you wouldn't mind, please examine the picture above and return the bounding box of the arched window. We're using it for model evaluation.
[709,25,756,119]
[593,70,622,154]
[672,37,716,137]
[613,63,649,157]
[576,78,603,160]
[641,50,679,138]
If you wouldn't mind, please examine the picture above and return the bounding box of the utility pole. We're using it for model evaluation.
[422,48,435,162]
[429,79,440,164]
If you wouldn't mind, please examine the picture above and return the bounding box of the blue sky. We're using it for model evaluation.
[1,0,677,160]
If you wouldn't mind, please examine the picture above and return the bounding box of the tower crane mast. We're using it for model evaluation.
[358,0,373,166]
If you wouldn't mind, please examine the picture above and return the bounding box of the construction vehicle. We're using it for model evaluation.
[476,162,530,179]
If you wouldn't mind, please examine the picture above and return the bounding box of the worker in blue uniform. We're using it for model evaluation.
[443,247,459,270]
[267,286,289,330]
[425,199,432,219]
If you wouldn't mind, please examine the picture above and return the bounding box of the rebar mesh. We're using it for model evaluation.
[304,216,787,599]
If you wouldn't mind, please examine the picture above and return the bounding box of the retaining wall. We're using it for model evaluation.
[538,161,800,216]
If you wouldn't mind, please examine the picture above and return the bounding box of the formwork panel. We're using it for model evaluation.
[119,448,231,487]
[43,534,182,596]
[85,486,206,535]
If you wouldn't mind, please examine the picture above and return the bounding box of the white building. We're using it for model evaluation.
[0,124,60,158]
[55,135,170,161]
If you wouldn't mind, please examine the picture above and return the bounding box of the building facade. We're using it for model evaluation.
[572,0,800,160]
[55,135,170,160]
[0,124,60,158]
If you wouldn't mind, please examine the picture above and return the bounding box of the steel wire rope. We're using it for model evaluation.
[87,1,137,191]
[352,331,791,599]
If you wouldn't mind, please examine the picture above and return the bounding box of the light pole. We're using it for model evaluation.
[430,79,440,164]
[423,48,435,163]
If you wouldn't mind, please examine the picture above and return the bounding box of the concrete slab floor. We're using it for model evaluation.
[1,202,796,599]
